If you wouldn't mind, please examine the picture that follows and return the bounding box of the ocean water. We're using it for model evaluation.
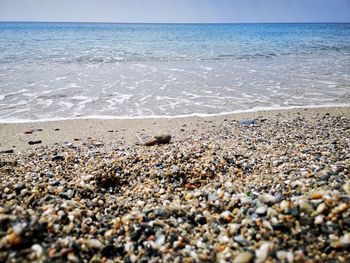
[0,22,350,122]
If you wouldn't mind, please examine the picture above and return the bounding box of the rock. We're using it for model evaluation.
[256,206,268,216]
[52,155,65,161]
[233,251,253,263]
[314,215,324,224]
[220,211,233,223]
[185,193,194,201]
[331,203,347,214]
[310,193,323,200]
[239,119,257,126]
[28,140,42,145]
[255,242,271,263]
[260,194,278,205]
[154,134,171,143]
[86,239,103,250]
[276,250,294,263]
[0,149,14,154]
[7,232,23,247]
[138,133,172,146]
[31,244,44,258]
[339,233,350,247]
[67,252,80,263]
[299,201,314,215]
[195,215,207,225]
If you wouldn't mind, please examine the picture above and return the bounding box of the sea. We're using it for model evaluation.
[0,22,349,122]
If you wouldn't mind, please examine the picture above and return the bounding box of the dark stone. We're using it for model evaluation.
[141,224,155,237]
[0,149,14,154]
[167,233,178,244]
[52,155,65,161]
[14,184,25,194]
[272,223,290,233]
[28,140,42,145]
[195,216,207,225]
[130,228,142,241]
[101,244,118,258]
[32,128,42,132]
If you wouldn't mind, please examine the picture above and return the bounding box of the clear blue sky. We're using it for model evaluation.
[0,0,349,23]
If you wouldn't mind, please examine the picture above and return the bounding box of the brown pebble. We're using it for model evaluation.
[7,233,23,247]
[310,193,323,200]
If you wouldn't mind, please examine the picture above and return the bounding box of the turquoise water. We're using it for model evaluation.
[0,23,350,121]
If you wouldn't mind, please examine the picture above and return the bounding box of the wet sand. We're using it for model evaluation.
[1,106,350,152]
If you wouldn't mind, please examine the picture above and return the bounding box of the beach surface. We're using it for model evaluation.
[1,106,350,262]
[1,106,350,152]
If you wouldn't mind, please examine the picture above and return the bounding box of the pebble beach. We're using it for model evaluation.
[0,107,350,262]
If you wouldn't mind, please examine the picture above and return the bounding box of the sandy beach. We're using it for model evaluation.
[1,106,350,152]
[0,106,349,262]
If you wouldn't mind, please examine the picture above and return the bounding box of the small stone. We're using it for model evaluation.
[195,215,207,225]
[31,244,44,258]
[339,233,350,247]
[316,203,327,214]
[233,252,253,263]
[256,206,268,216]
[140,133,172,146]
[314,215,324,224]
[171,165,179,174]
[299,201,314,215]
[220,211,233,223]
[260,194,278,205]
[0,149,14,154]
[331,203,347,214]
[52,155,65,161]
[276,250,293,263]
[87,239,103,250]
[185,193,194,201]
[67,252,80,263]
[153,134,172,144]
[239,119,257,126]
[310,193,323,200]
[280,200,291,210]
[28,140,42,145]
[255,242,271,263]
[7,232,22,247]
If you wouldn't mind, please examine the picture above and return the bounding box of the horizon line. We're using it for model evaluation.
[1,20,350,25]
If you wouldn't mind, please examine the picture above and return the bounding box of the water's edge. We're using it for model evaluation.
[1,104,349,124]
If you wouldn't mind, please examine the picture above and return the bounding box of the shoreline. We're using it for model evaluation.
[1,106,350,152]
[1,104,350,124]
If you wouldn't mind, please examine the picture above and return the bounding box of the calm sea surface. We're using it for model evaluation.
[0,22,349,121]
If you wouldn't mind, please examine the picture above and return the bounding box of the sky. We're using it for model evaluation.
[0,0,349,23]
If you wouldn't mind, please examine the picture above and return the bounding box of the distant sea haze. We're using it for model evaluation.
[0,22,350,122]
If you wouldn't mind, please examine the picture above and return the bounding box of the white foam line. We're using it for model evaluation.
[1,104,350,124]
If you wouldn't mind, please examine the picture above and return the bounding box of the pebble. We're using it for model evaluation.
[28,140,42,145]
[233,251,253,263]
[255,242,271,263]
[1,113,350,262]
[31,244,44,258]
[256,206,268,216]
[86,239,103,250]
